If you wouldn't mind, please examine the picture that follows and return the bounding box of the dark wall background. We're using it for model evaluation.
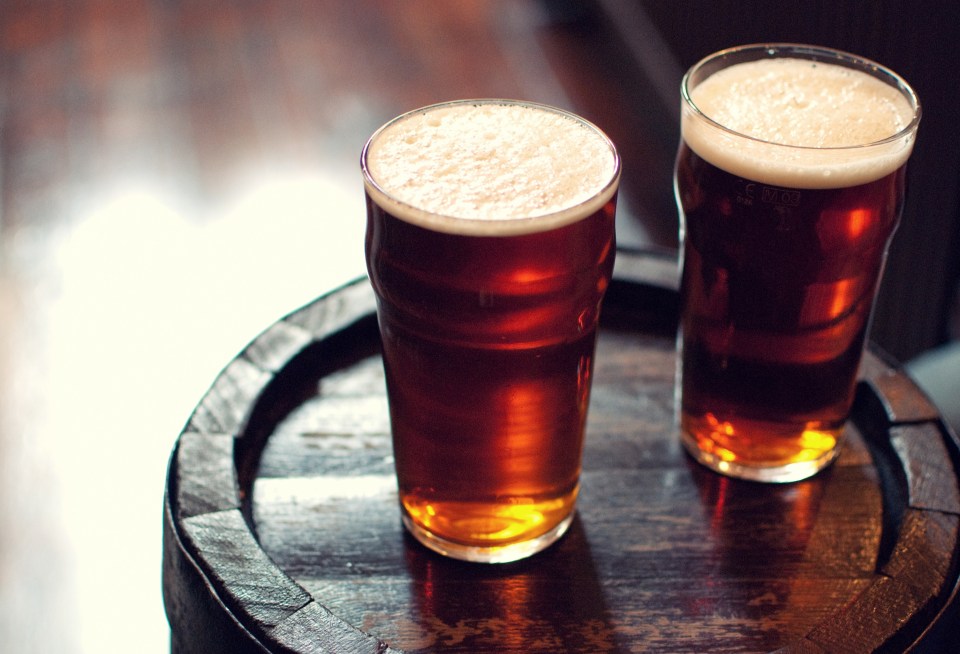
[584,0,960,363]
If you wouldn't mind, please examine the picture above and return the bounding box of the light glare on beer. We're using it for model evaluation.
[827,278,856,323]
[846,208,869,238]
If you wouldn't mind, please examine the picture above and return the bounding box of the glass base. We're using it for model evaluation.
[680,430,842,483]
[401,510,575,563]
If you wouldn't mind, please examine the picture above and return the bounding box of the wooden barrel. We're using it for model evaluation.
[162,249,960,653]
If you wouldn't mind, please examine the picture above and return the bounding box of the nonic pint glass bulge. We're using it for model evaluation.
[363,100,619,562]
[674,44,921,482]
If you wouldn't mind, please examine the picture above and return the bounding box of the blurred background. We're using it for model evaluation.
[1,1,957,652]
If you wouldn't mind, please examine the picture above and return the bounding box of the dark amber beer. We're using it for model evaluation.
[675,45,920,482]
[362,100,619,561]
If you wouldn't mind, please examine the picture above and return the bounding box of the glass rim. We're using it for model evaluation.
[360,98,621,236]
[680,43,922,152]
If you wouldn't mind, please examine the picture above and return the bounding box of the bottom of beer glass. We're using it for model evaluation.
[400,506,576,564]
[679,415,844,483]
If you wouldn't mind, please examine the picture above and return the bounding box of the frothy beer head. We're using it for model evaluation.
[682,50,920,188]
[362,100,620,235]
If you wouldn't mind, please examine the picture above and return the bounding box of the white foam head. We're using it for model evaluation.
[682,50,920,189]
[362,100,620,235]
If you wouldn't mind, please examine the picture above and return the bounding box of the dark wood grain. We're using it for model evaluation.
[163,250,960,653]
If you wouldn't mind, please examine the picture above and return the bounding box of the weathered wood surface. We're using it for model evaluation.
[163,249,960,653]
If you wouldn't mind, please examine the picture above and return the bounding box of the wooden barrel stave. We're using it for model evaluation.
[162,250,960,653]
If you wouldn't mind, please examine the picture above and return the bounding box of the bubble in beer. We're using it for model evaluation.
[364,102,618,234]
[693,58,911,147]
[683,58,917,189]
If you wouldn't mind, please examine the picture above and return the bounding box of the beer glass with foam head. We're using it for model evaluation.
[674,44,921,483]
[362,100,620,562]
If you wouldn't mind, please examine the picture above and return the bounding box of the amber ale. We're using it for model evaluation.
[362,100,619,562]
[675,45,920,482]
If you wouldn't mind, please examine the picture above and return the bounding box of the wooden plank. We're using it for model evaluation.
[163,499,273,654]
[242,320,315,373]
[880,509,960,603]
[806,573,919,653]
[865,369,943,425]
[174,431,240,519]
[284,280,378,341]
[181,509,312,632]
[271,601,399,654]
[188,357,273,434]
[890,423,960,513]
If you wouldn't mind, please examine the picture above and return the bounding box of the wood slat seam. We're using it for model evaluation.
[181,508,313,631]
[174,430,241,519]
[269,600,402,654]
[284,278,377,340]
[188,357,274,434]
[242,320,315,373]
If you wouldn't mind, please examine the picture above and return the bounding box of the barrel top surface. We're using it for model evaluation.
[162,249,960,654]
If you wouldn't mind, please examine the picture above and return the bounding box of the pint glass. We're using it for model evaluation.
[674,44,921,483]
[362,100,620,562]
